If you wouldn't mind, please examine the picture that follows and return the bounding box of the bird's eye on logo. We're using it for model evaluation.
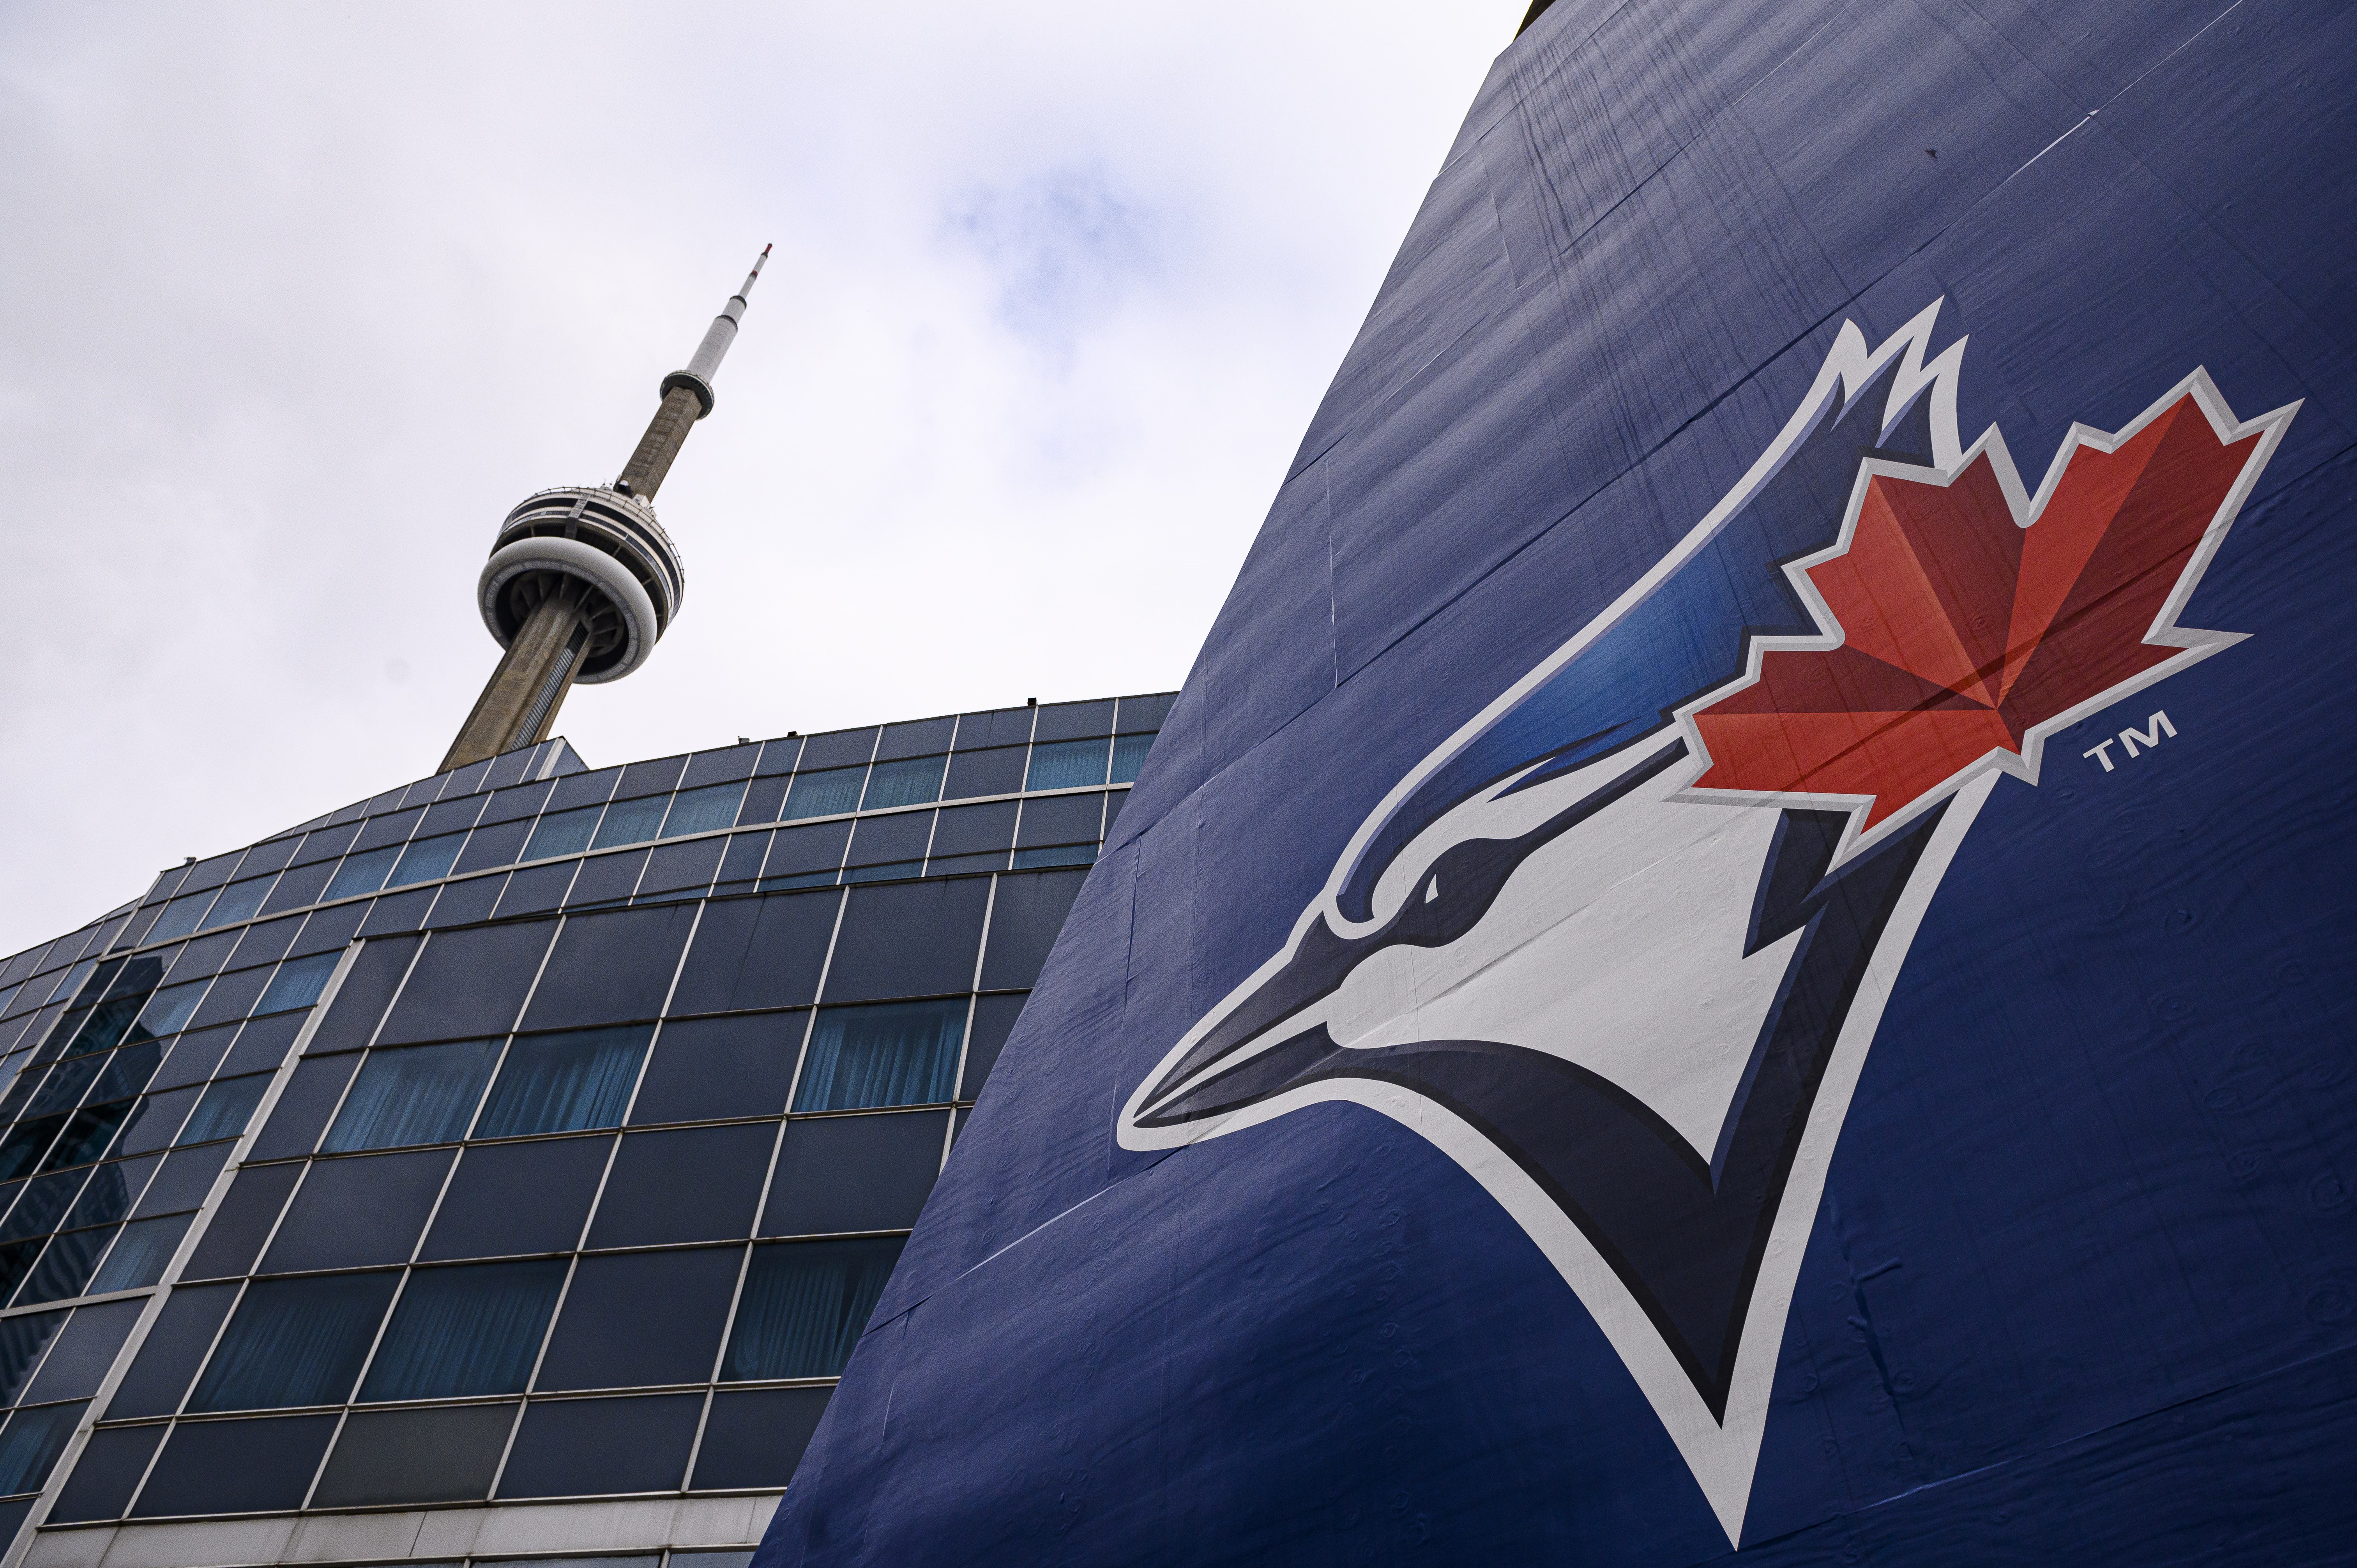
[1117,300,2297,1546]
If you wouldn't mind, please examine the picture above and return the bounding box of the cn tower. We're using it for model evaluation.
[439,247,770,772]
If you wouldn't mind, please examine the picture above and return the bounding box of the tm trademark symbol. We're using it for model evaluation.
[2084,711,2177,773]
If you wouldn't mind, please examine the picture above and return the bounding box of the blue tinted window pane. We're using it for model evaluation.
[43,1104,131,1171]
[16,1225,116,1303]
[522,808,600,862]
[792,1001,964,1113]
[175,1074,269,1147]
[256,953,338,1016]
[359,1259,567,1401]
[660,784,746,839]
[88,1213,192,1293]
[387,834,464,889]
[1025,740,1109,791]
[1110,732,1154,784]
[860,758,944,811]
[323,1040,500,1152]
[134,982,209,1041]
[1012,844,1097,870]
[323,848,401,903]
[782,768,864,821]
[723,1238,906,1380]
[0,1401,87,1494]
[590,795,666,851]
[200,879,274,931]
[473,1027,648,1139]
[143,897,212,945]
[189,1272,399,1411]
[2,1171,87,1240]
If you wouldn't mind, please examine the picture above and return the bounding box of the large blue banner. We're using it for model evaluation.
[759,0,2357,1560]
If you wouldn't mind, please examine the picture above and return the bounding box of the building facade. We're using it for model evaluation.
[0,690,1170,1568]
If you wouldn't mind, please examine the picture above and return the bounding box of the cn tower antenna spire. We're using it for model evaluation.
[438,247,774,775]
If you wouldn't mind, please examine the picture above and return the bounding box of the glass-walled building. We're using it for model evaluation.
[0,691,1171,1568]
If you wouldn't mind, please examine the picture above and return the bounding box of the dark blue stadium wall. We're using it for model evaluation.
[756,0,2357,1561]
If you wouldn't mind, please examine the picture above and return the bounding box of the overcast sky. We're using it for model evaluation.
[0,2,1525,956]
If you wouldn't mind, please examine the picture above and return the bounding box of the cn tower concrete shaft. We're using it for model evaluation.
[440,581,591,773]
[615,384,707,503]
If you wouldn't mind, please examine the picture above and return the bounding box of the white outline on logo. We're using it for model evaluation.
[1117,302,2296,1545]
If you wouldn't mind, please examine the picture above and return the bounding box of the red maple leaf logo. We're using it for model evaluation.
[1687,383,2277,832]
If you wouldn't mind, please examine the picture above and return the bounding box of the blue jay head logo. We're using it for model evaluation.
[1117,301,2295,1544]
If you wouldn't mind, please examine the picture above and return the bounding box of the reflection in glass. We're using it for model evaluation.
[860,757,945,811]
[323,1040,501,1153]
[388,834,465,889]
[1012,844,1099,870]
[188,1272,397,1411]
[590,795,668,851]
[359,1258,567,1401]
[522,807,601,862]
[472,1027,650,1139]
[1111,732,1155,784]
[200,878,274,931]
[723,1237,906,1380]
[782,768,865,821]
[88,1212,192,1294]
[792,1001,964,1113]
[174,1076,269,1148]
[0,1400,87,1494]
[143,895,213,946]
[323,846,401,903]
[660,783,748,839]
[1025,739,1110,791]
[131,982,210,1044]
[256,953,339,1016]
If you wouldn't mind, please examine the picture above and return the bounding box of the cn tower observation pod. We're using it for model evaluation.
[476,485,685,687]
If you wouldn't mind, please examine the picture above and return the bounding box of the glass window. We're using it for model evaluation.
[142,895,212,946]
[134,981,209,1042]
[473,1027,649,1139]
[255,953,338,1016]
[792,1000,965,1113]
[247,1055,359,1162]
[1014,791,1103,849]
[660,782,747,839]
[174,1074,269,1147]
[187,1271,398,1411]
[17,1225,117,1303]
[0,1312,65,1404]
[861,756,945,811]
[23,1300,141,1402]
[45,1102,133,1170]
[1011,844,1097,870]
[960,993,1028,1098]
[3,1170,88,1240]
[0,1119,65,1183]
[201,878,275,931]
[323,846,401,903]
[418,1136,611,1262]
[518,907,697,1033]
[782,767,864,821]
[1025,738,1110,791]
[323,1039,500,1152]
[979,870,1088,991]
[131,1413,337,1517]
[261,1149,452,1273]
[533,1247,742,1391]
[496,1393,701,1499]
[629,1014,798,1125]
[1032,697,1115,742]
[360,1259,567,1401]
[941,745,1027,801]
[47,1423,162,1522]
[522,806,601,862]
[374,921,554,1046]
[693,1387,831,1491]
[301,934,416,1056]
[668,892,838,1017]
[104,1280,235,1417]
[590,794,667,851]
[88,1212,191,1293]
[1111,731,1155,784]
[313,1402,515,1508]
[820,880,989,1004]
[387,833,465,888]
[178,1165,297,1281]
[762,1112,946,1238]
[585,1124,773,1248]
[0,1400,88,1494]
[723,1237,906,1380]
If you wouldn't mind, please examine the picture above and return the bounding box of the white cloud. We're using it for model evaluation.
[0,0,1525,956]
